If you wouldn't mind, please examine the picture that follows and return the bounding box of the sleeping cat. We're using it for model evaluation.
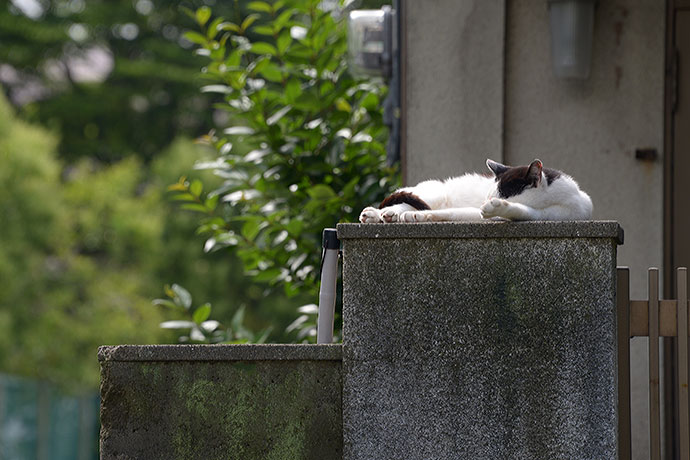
[359,159,592,223]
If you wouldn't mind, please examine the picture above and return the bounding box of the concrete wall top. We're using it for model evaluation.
[98,344,343,362]
[337,221,623,244]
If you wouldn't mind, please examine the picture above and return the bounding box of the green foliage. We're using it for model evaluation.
[174,1,399,309]
[0,93,167,388]
[154,284,272,343]
[0,0,213,163]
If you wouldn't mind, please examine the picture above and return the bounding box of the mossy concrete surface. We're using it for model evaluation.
[338,221,622,460]
[99,344,342,460]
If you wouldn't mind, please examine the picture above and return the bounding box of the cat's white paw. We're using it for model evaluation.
[480,198,511,219]
[359,207,383,223]
[380,207,401,223]
[400,210,430,222]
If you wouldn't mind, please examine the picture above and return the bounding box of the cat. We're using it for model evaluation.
[359,159,593,223]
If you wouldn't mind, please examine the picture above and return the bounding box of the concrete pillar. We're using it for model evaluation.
[339,221,623,460]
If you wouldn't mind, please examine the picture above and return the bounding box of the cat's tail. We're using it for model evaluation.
[378,191,431,211]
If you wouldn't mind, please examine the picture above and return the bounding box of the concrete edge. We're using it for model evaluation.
[98,344,343,362]
[337,221,624,245]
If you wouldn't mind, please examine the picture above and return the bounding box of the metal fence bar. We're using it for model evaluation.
[678,267,689,460]
[617,267,632,460]
[649,267,661,460]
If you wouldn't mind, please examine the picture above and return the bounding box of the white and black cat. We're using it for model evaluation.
[359,159,593,223]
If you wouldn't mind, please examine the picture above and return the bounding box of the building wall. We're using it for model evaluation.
[403,0,505,184]
[404,0,666,458]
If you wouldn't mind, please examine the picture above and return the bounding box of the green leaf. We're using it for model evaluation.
[183,31,208,46]
[218,22,240,33]
[335,97,352,112]
[207,17,225,39]
[190,179,203,197]
[247,1,272,13]
[205,194,219,212]
[241,14,260,33]
[152,299,179,309]
[160,320,196,329]
[193,303,212,324]
[231,306,246,332]
[181,203,209,213]
[250,42,278,56]
[253,25,274,36]
[196,6,212,26]
[285,79,301,103]
[266,105,292,125]
[223,126,255,135]
[274,9,294,29]
[200,85,233,94]
[253,268,282,282]
[307,184,336,201]
[171,284,192,309]
[241,219,262,240]
[277,30,291,54]
[171,193,196,202]
[259,63,283,82]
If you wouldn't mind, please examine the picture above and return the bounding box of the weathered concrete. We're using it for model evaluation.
[99,344,342,460]
[338,221,622,460]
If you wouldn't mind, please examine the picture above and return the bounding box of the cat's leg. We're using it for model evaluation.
[480,198,576,221]
[480,198,538,220]
[400,207,483,222]
[380,203,415,223]
[359,206,383,223]
[359,203,415,223]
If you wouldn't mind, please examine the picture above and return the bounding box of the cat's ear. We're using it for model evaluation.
[526,159,543,185]
[486,159,508,176]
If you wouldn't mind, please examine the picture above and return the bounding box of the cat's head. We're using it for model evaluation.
[486,159,551,199]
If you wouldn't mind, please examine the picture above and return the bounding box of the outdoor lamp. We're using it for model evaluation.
[347,6,395,78]
[548,0,596,79]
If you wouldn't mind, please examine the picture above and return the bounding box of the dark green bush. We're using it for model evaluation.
[172,0,399,339]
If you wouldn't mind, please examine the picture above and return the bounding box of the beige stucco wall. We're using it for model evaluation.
[403,0,505,184]
[404,0,666,458]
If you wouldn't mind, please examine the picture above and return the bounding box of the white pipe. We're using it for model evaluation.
[317,229,339,344]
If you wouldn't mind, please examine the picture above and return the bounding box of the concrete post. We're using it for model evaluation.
[338,221,623,460]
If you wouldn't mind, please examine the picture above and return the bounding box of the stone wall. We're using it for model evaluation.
[338,221,623,460]
[99,344,342,460]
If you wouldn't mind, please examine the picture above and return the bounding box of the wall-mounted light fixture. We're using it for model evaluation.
[548,0,596,79]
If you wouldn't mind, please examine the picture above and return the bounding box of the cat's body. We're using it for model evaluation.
[359,159,592,223]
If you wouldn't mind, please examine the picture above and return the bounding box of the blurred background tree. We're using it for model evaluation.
[1,0,393,388]
[1,0,394,456]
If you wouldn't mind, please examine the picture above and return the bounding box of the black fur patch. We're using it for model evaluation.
[379,191,431,211]
[544,168,561,185]
[495,165,562,198]
[496,166,532,198]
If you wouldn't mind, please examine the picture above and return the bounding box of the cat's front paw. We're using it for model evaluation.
[481,198,510,219]
[359,207,383,223]
[380,207,401,223]
[400,210,431,222]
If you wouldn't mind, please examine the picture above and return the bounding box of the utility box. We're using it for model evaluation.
[338,221,623,460]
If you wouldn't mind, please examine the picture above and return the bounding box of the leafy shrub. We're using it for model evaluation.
[173,0,398,321]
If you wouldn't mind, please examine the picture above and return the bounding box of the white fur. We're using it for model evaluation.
[359,162,593,223]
